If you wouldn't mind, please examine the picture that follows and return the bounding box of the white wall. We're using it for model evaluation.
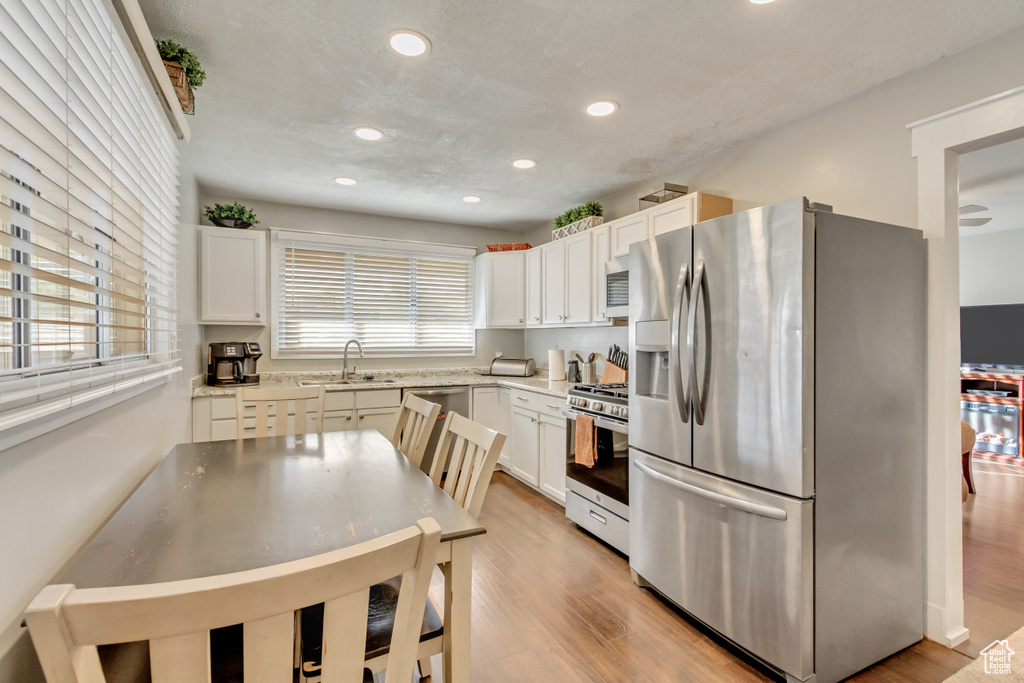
[525,326,628,378]
[526,24,1024,248]
[0,162,201,682]
[198,194,525,372]
[960,230,1024,305]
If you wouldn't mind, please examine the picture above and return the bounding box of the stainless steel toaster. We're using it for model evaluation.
[487,357,536,377]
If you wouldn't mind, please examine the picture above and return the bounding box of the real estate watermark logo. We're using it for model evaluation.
[981,639,1015,675]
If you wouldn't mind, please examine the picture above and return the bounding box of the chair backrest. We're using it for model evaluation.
[235,385,326,439]
[25,518,442,683]
[428,411,507,518]
[390,394,442,469]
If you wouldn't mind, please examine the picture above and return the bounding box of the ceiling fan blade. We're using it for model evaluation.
[958,204,988,215]
[959,217,993,227]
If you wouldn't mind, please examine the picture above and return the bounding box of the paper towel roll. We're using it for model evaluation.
[548,348,566,381]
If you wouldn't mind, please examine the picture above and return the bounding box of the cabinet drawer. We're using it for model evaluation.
[356,389,402,410]
[538,396,566,418]
[211,394,324,419]
[510,389,539,411]
[323,409,355,432]
[324,391,356,411]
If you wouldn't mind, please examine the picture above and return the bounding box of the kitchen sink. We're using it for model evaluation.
[298,378,397,387]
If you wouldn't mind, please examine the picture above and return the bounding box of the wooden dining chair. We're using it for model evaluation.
[25,518,441,683]
[390,393,441,469]
[371,411,506,679]
[235,385,326,439]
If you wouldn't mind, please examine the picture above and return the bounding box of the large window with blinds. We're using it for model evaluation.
[0,0,180,433]
[271,229,475,358]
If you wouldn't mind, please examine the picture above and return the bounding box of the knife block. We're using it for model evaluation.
[601,362,628,384]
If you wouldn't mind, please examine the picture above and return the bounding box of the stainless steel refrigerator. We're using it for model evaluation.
[628,198,925,683]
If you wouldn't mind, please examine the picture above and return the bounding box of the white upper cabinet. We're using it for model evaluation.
[541,241,566,325]
[474,251,525,328]
[199,226,267,325]
[591,226,610,323]
[609,212,651,258]
[649,195,695,236]
[564,232,592,325]
[525,248,543,327]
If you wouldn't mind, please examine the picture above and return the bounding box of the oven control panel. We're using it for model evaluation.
[566,395,628,419]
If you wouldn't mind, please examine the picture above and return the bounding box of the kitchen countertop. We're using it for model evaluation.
[193,368,571,399]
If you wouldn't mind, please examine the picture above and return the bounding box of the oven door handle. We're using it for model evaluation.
[562,410,629,435]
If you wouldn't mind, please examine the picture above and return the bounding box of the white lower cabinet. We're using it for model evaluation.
[192,389,402,442]
[471,386,513,467]
[538,412,567,504]
[511,406,540,486]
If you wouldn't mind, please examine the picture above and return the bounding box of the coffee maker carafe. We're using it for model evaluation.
[207,342,262,386]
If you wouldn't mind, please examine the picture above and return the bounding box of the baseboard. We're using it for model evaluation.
[926,601,970,647]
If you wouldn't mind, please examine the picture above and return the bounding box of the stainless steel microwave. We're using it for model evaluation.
[604,258,629,319]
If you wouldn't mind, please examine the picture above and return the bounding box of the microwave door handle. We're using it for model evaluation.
[688,260,711,425]
[633,460,787,521]
[669,263,691,423]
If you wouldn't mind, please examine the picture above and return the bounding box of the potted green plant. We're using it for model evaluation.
[156,39,206,115]
[204,202,260,229]
[552,201,604,237]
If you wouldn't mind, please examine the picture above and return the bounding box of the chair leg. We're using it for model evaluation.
[962,450,976,494]
[418,657,432,678]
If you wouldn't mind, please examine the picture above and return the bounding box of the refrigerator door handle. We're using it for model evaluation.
[633,459,788,521]
[670,263,691,423]
[688,260,712,425]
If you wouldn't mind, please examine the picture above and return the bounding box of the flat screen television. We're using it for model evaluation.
[960,304,1024,367]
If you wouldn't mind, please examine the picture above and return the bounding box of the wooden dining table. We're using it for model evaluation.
[59,428,485,682]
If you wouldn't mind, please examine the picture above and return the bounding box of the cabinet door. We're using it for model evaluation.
[591,226,610,323]
[498,388,513,463]
[323,410,355,432]
[541,241,566,325]
[564,232,592,325]
[474,387,510,467]
[650,196,694,237]
[525,248,543,327]
[511,407,540,485]
[538,413,567,504]
[487,252,525,328]
[199,226,266,324]
[356,406,401,435]
[610,212,650,258]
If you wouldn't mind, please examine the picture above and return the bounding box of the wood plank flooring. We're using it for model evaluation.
[418,467,1022,682]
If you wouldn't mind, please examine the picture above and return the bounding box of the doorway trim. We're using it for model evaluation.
[909,84,1024,647]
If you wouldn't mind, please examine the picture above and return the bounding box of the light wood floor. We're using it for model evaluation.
[418,463,1022,682]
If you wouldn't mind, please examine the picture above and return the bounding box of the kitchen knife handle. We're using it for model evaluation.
[670,263,691,423]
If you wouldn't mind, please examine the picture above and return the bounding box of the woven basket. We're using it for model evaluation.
[163,60,195,115]
[487,242,532,252]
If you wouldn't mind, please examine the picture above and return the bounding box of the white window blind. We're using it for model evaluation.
[273,230,475,358]
[0,0,180,432]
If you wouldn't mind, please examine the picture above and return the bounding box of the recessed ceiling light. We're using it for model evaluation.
[513,159,536,169]
[749,0,776,4]
[463,195,481,203]
[389,30,430,57]
[334,177,357,185]
[354,127,384,141]
[586,100,618,117]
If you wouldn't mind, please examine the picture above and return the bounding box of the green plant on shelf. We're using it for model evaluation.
[156,39,206,88]
[553,201,603,229]
[204,202,259,225]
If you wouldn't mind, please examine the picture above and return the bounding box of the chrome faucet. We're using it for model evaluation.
[342,339,364,379]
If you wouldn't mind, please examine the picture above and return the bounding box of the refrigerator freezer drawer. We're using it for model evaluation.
[629,449,814,680]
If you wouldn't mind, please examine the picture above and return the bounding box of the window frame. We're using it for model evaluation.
[270,228,477,360]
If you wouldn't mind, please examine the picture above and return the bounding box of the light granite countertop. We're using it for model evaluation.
[192,367,572,399]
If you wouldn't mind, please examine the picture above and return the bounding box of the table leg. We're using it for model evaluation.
[442,537,473,683]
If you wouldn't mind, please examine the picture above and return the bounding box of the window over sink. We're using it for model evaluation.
[270,229,476,358]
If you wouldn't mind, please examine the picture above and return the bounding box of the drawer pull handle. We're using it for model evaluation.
[546,404,559,409]
[516,396,529,402]
[588,510,607,525]
[346,415,352,421]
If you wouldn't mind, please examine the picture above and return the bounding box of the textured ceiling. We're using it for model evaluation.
[960,136,1024,237]
[140,0,1024,230]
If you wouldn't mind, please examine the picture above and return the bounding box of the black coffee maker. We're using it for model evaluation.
[207,342,262,386]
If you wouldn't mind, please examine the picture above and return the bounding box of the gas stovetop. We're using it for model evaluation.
[566,383,629,420]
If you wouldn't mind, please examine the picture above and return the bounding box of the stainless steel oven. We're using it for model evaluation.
[564,383,630,555]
